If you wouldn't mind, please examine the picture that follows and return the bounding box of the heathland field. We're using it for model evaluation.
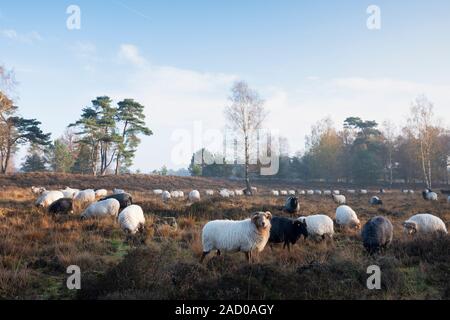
[0,173,449,300]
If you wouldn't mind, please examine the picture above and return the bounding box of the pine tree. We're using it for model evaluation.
[115,99,152,175]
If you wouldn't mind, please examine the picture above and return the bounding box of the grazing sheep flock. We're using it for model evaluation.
[28,184,449,263]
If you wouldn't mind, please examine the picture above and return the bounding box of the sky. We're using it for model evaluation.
[1,0,450,172]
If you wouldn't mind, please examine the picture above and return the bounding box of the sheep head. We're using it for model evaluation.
[293,219,308,239]
[353,220,361,230]
[403,221,417,234]
[252,211,272,230]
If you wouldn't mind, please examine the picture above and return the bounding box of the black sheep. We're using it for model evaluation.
[284,196,300,213]
[369,196,383,205]
[269,216,308,251]
[48,198,73,215]
[361,216,393,254]
[100,193,133,210]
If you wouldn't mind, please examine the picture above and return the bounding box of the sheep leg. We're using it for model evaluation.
[245,251,251,263]
[285,242,291,252]
[200,252,209,263]
[216,250,221,256]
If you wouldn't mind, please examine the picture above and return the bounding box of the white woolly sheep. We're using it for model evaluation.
[95,189,108,198]
[235,190,244,196]
[422,190,438,201]
[113,188,125,195]
[35,191,64,208]
[402,189,409,194]
[81,198,120,219]
[314,190,322,195]
[271,190,280,196]
[360,189,368,194]
[162,191,171,202]
[200,212,272,263]
[298,190,306,195]
[153,189,163,195]
[205,190,214,196]
[61,190,74,198]
[118,205,146,234]
[409,190,415,194]
[335,205,361,229]
[403,213,447,235]
[171,190,184,198]
[73,189,96,209]
[347,189,356,194]
[189,190,201,202]
[332,194,346,205]
[220,189,230,198]
[323,190,332,196]
[60,187,79,199]
[333,190,340,195]
[298,215,334,240]
[280,190,288,196]
[306,190,314,195]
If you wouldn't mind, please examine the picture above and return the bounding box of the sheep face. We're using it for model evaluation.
[352,220,361,230]
[289,197,299,207]
[293,219,308,239]
[403,221,417,235]
[252,212,272,230]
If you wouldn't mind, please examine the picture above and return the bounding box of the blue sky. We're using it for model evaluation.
[1,0,450,171]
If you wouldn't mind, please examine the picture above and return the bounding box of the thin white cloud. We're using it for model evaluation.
[70,41,101,72]
[0,29,42,44]
[118,44,148,67]
[72,41,97,58]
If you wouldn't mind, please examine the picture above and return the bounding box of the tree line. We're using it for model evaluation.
[1,66,152,175]
[2,65,449,186]
[190,83,450,188]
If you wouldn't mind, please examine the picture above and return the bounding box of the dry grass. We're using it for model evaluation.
[0,175,449,300]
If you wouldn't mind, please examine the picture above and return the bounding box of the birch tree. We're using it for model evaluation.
[224,81,268,194]
[408,95,436,189]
